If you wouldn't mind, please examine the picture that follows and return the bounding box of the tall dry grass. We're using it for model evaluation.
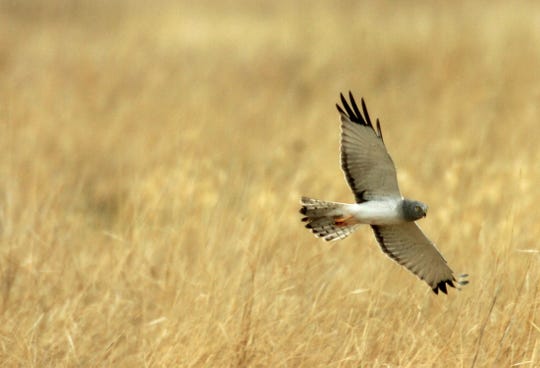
[0,1,539,366]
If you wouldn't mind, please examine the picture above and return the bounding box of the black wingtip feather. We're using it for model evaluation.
[439,282,448,294]
[336,92,383,140]
[432,280,457,295]
[349,91,362,119]
[360,97,372,126]
[376,119,383,142]
[340,93,356,120]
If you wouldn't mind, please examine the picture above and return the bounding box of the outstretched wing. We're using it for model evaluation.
[337,92,401,203]
[371,222,463,294]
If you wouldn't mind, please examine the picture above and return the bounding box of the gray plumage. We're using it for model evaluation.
[300,92,468,294]
[401,199,428,221]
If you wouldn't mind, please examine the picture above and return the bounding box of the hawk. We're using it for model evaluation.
[300,92,468,294]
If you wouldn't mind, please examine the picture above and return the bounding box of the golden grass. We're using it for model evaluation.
[0,1,539,366]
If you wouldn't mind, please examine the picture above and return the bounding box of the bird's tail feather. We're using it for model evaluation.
[300,197,360,241]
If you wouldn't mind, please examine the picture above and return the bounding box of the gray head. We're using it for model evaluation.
[402,199,428,221]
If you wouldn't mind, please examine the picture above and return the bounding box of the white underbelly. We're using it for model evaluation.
[347,199,405,225]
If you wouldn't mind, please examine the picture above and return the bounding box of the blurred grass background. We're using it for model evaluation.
[0,0,539,366]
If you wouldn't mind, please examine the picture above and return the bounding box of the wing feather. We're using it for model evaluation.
[337,92,400,202]
[371,222,459,294]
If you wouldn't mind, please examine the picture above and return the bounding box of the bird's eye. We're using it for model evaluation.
[415,206,421,212]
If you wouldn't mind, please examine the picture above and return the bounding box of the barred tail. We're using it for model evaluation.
[299,197,360,241]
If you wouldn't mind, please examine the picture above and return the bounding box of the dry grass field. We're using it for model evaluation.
[1,1,539,366]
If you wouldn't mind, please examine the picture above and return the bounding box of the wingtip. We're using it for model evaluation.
[376,119,383,140]
[360,97,372,126]
[440,282,448,294]
[336,91,382,135]
[432,280,453,295]
[338,94,346,112]
[432,275,469,295]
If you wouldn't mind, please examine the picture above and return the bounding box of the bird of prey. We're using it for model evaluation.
[300,92,468,294]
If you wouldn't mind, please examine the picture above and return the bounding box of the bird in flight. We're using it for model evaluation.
[300,92,468,294]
